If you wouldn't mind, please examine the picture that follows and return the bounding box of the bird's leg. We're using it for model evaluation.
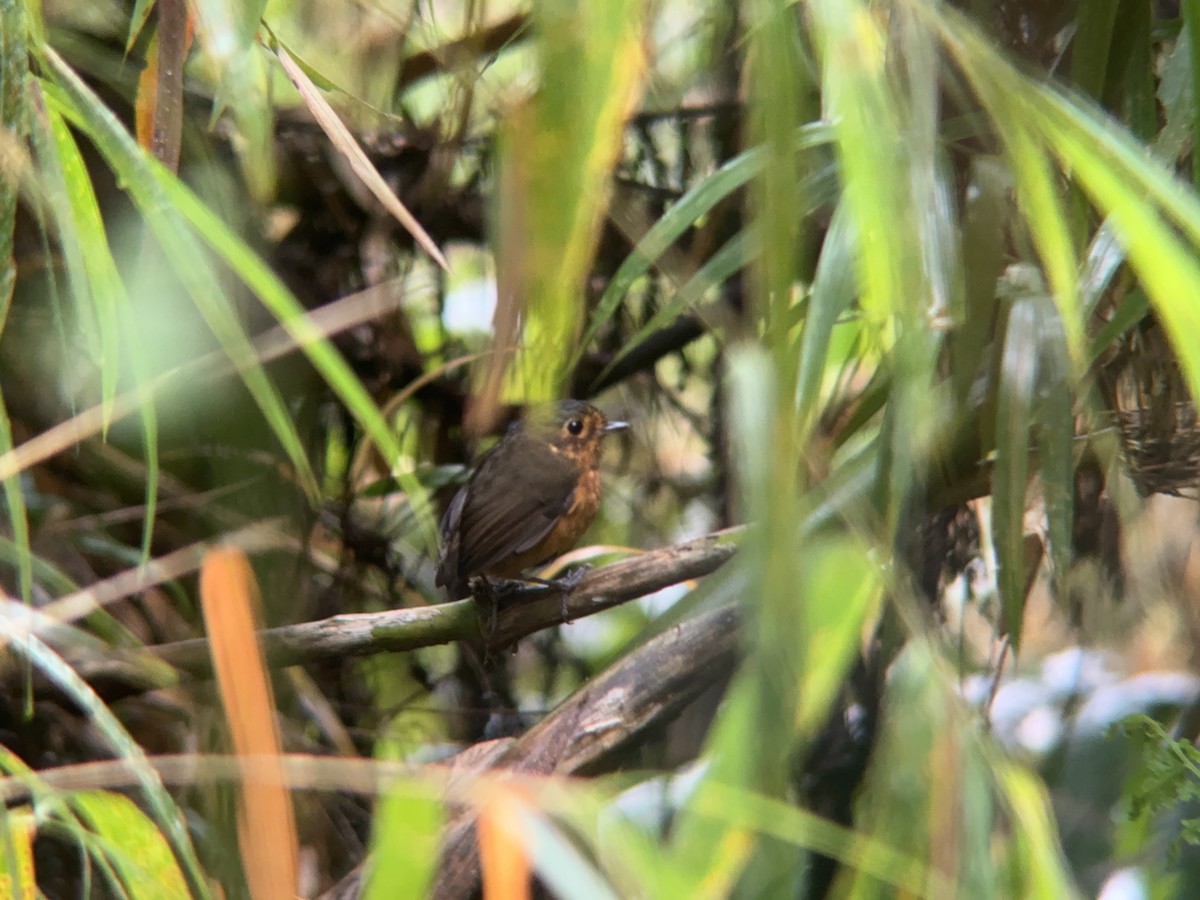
[471,576,535,637]
[526,564,592,622]
[470,575,502,637]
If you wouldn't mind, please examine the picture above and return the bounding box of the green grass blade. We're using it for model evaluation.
[578,123,834,361]
[72,791,191,899]
[38,57,320,501]
[498,0,646,400]
[38,48,441,549]
[1033,299,1074,602]
[1070,0,1119,102]
[954,155,1010,403]
[190,0,275,201]
[994,295,1038,648]
[362,786,442,900]
[934,10,1083,363]
[795,199,855,426]
[39,101,161,558]
[1183,0,1200,188]
[3,621,209,897]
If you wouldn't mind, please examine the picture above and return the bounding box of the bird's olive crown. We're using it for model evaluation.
[517,400,608,449]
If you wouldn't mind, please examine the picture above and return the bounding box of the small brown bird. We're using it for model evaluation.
[435,400,627,600]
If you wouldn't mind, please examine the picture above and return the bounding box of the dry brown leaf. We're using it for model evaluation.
[200,547,299,900]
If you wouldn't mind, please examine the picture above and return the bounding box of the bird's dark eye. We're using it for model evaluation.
[566,418,584,436]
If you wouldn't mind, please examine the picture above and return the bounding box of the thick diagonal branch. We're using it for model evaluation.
[318,603,742,900]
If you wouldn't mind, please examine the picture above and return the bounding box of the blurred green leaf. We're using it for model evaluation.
[6,629,208,898]
[579,122,834,365]
[38,103,161,563]
[1034,300,1073,602]
[796,198,855,427]
[521,807,619,900]
[497,0,645,400]
[794,537,882,737]
[124,0,157,56]
[72,790,191,900]
[1070,0,1119,103]
[38,55,320,500]
[0,805,35,900]
[993,291,1038,647]
[935,7,1083,363]
[996,763,1079,897]
[1183,0,1200,187]
[362,786,442,900]
[190,0,275,201]
[954,156,1010,404]
[843,643,993,898]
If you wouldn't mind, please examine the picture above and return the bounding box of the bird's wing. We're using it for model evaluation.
[452,447,577,580]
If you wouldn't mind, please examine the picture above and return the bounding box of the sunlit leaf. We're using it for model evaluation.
[362,786,442,900]
[0,806,35,900]
[488,0,645,402]
[73,791,191,900]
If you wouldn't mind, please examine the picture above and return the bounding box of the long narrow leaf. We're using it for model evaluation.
[994,295,1038,647]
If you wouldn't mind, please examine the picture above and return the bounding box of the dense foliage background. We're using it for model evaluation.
[6,0,1200,896]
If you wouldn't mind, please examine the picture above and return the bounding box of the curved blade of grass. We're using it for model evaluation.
[39,48,438,548]
[1183,0,1200,189]
[363,786,442,900]
[261,25,407,126]
[597,164,840,386]
[0,620,209,897]
[1079,222,1126,319]
[809,1,909,336]
[1,0,27,319]
[1087,288,1148,367]
[519,805,618,900]
[954,155,1011,403]
[796,198,855,426]
[995,762,1078,897]
[577,122,835,362]
[124,0,157,56]
[936,3,1200,373]
[40,105,161,564]
[1033,298,1073,600]
[809,1,950,542]
[1157,25,1195,163]
[692,783,948,896]
[1,0,32,612]
[1015,76,1200,403]
[1070,0,1120,103]
[41,108,121,430]
[0,804,35,900]
[39,59,319,501]
[0,740,129,899]
[933,9,1083,365]
[994,295,1038,648]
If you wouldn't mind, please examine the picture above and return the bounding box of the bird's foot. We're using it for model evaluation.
[470,576,503,638]
[528,565,593,622]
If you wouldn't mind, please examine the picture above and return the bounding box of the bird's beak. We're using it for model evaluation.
[604,420,629,434]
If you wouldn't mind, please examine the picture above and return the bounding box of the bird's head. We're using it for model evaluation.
[519,399,628,469]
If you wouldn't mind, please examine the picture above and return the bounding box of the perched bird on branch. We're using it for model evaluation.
[436,400,628,601]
